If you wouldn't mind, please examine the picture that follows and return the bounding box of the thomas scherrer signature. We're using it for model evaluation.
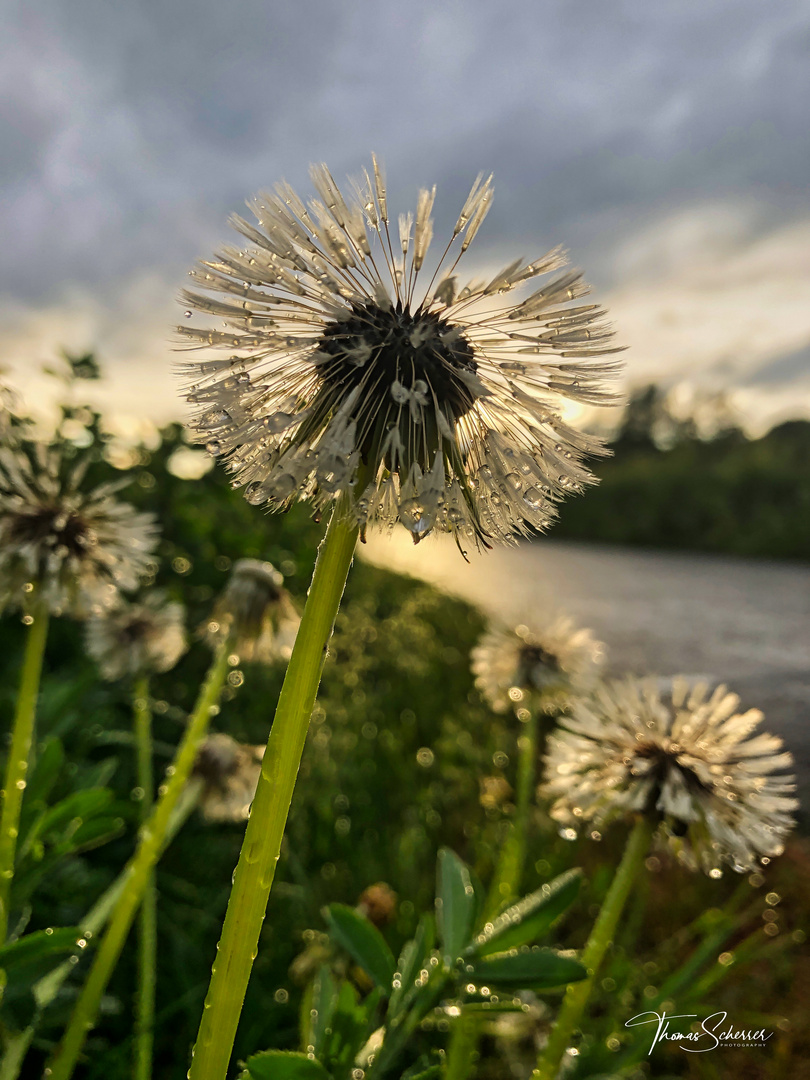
[626,1010,773,1053]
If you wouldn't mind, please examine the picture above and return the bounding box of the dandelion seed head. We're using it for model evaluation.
[0,443,159,617]
[205,558,299,662]
[193,733,264,822]
[542,678,798,873]
[472,614,604,714]
[179,160,623,548]
[86,592,187,680]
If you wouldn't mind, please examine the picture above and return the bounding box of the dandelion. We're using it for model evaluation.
[0,444,158,941]
[472,615,604,714]
[479,774,513,811]
[474,614,603,918]
[193,734,264,822]
[179,158,622,548]
[204,558,299,662]
[542,677,798,873]
[356,882,398,928]
[86,592,187,681]
[0,443,158,617]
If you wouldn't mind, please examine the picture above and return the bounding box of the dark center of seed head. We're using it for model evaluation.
[14,507,89,556]
[520,644,561,682]
[318,302,478,417]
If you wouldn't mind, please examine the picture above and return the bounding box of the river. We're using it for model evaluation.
[361,535,810,805]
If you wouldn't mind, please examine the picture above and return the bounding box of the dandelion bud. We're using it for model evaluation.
[205,558,299,662]
[356,882,397,928]
[193,733,264,822]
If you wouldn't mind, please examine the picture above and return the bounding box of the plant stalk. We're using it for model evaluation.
[133,676,156,1080]
[44,645,231,1080]
[189,505,359,1080]
[0,608,49,943]
[484,704,540,921]
[532,815,654,1080]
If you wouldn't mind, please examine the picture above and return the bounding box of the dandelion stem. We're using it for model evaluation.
[189,502,359,1080]
[484,705,540,920]
[0,607,49,943]
[45,645,231,1080]
[133,676,156,1080]
[532,815,654,1080]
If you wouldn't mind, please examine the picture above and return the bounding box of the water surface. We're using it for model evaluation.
[362,535,810,802]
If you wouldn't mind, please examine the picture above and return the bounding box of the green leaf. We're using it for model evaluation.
[401,1065,442,1080]
[389,913,435,1017]
[54,815,125,856]
[242,1051,332,1080]
[0,927,82,971]
[471,869,582,957]
[465,948,587,990]
[436,848,476,963]
[307,965,338,1059]
[26,737,65,803]
[324,904,395,990]
[35,788,114,841]
[322,981,382,1077]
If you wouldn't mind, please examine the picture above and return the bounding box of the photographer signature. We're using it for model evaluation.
[626,1010,773,1053]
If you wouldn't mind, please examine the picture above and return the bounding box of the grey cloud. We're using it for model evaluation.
[742,344,810,387]
[1,0,809,304]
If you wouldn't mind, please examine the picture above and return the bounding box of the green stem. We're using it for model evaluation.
[484,705,540,921]
[189,505,359,1080]
[0,608,49,943]
[133,676,156,1080]
[444,1009,479,1080]
[44,646,231,1080]
[532,816,654,1080]
[0,782,203,1080]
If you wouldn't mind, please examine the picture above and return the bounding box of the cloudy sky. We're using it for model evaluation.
[2,0,809,431]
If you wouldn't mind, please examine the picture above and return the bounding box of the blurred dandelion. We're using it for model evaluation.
[86,592,187,680]
[204,558,299,662]
[542,677,798,872]
[479,773,513,811]
[179,158,623,548]
[193,733,264,822]
[356,881,397,927]
[472,615,604,714]
[0,443,158,617]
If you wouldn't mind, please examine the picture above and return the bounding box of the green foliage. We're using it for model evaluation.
[471,870,582,957]
[323,906,395,990]
[554,386,810,560]
[242,1051,332,1079]
[1,371,807,1079]
[262,848,584,1079]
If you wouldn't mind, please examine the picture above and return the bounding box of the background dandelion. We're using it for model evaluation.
[542,677,798,872]
[86,591,187,680]
[472,615,604,714]
[0,444,158,617]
